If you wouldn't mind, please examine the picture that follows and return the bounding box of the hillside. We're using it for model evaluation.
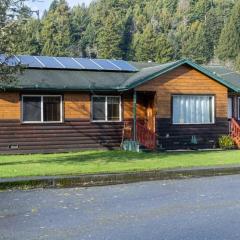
[11,0,240,69]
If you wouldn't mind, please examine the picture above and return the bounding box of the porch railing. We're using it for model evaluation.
[136,121,156,150]
[230,118,240,148]
[230,118,240,138]
[123,121,157,150]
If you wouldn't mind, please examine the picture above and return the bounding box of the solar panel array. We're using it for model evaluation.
[0,55,138,72]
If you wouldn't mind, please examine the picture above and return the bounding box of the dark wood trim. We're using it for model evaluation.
[157,117,229,149]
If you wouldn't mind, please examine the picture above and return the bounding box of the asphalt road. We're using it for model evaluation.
[1,175,240,240]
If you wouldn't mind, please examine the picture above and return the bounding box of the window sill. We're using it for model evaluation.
[172,123,215,126]
[21,121,64,124]
[91,120,123,123]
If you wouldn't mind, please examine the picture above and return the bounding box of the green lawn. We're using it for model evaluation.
[0,150,240,178]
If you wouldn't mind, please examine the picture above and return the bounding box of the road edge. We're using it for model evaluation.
[1,165,240,190]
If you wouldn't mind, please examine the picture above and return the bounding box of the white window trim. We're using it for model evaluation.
[172,95,215,125]
[21,95,63,124]
[91,95,122,122]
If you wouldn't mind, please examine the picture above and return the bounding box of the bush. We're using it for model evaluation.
[218,135,235,150]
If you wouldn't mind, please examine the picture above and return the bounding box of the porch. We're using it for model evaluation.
[122,92,240,151]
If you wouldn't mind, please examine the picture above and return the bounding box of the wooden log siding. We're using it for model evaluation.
[136,65,229,149]
[0,92,20,120]
[0,92,123,154]
[64,93,90,119]
[136,65,228,118]
[0,120,123,154]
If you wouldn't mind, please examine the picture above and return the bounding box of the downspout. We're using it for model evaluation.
[133,90,137,142]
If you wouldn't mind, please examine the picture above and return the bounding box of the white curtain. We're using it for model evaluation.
[173,95,214,124]
[228,98,233,119]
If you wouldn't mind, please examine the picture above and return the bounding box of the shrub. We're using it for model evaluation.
[218,135,235,150]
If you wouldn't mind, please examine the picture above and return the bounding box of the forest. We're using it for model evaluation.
[7,0,240,70]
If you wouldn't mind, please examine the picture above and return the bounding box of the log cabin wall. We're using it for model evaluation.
[0,64,233,152]
[0,92,123,154]
[0,92,20,120]
[136,64,229,149]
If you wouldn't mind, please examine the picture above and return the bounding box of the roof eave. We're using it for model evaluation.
[0,86,124,92]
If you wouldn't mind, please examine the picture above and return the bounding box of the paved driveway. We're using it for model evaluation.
[1,175,240,240]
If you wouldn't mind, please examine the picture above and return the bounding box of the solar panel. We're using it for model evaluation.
[92,59,119,71]
[55,57,84,69]
[111,60,138,72]
[18,55,43,68]
[0,55,19,66]
[0,54,138,72]
[0,54,5,64]
[74,58,102,70]
[35,56,64,69]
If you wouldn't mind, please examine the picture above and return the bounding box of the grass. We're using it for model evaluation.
[1,150,240,178]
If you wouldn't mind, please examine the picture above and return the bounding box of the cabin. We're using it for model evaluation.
[0,55,240,154]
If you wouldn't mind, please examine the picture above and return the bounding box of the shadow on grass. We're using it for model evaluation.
[0,150,224,167]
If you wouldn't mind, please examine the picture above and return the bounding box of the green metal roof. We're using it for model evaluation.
[13,69,133,91]
[204,65,240,92]
[3,59,240,92]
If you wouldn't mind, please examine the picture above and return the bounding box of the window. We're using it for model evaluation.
[22,95,62,123]
[238,97,240,120]
[92,96,121,122]
[228,97,233,119]
[172,95,214,124]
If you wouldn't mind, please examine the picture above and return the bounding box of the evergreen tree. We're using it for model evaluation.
[15,19,42,55]
[0,0,28,86]
[70,4,89,57]
[216,0,240,61]
[155,34,175,63]
[235,53,240,71]
[181,22,210,63]
[41,0,71,56]
[1,0,238,67]
[96,11,125,59]
[133,24,157,62]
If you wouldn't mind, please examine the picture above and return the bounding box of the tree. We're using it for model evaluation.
[14,18,42,55]
[41,0,71,56]
[96,11,125,59]
[235,54,240,71]
[0,0,28,86]
[133,23,157,62]
[216,0,240,61]
[70,4,89,57]
[181,21,210,63]
[0,0,238,67]
[155,34,175,63]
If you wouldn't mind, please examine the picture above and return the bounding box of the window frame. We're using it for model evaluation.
[172,94,215,125]
[238,97,240,121]
[21,95,63,124]
[91,95,122,122]
[228,97,233,119]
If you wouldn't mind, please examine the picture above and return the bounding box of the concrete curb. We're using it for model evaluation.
[1,165,240,190]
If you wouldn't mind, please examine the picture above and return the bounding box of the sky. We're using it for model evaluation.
[26,0,93,17]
